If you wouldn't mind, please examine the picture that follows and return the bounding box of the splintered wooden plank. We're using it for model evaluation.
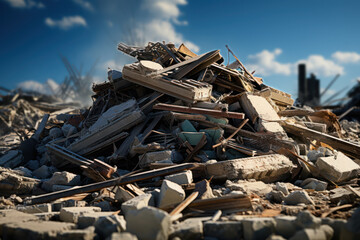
[153,103,245,119]
[282,122,360,158]
[188,194,252,212]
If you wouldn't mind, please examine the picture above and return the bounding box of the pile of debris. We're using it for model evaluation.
[0,41,360,240]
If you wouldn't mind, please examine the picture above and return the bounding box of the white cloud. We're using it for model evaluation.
[17,79,59,95]
[246,48,292,76]
[45,16,87,30]
[4,0,44,8]
[129,0,199,52]
[73,0,93,11]
[297,55,344,77]
[103,60,121,70]
[332,51,360,64]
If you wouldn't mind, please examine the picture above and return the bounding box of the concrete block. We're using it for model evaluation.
[17,203,52,214]
[206,154,296,182]
[126,206,171,240]
[276,182,289,195]
[165,170,193,185]
[0,150,23,168]
[158,180,185,208]
[107,232,138,240]
[2,220,75,239]
[58,226,95,240]
[240,93,286,136]
[284,191,315,205]
[170,217,203,240]
[316,151,360,183]
[295,211,321,229]
[329,188,356,204]
[242,217,276,240]
[59,207,101,223]
[94,215,126,239]
[139,150,172,168]
[49,127,63,139]
[43,171,81,192]
[121,193,155,215]
[52,199,87,211]
[34,212,60,221]
[13,166,32,177]
[301,178,328,191]
[203,221,242,240]
[274,216,297,238]
[77,212,116,229]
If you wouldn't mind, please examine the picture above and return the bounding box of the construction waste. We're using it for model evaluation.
[0,41,360,240]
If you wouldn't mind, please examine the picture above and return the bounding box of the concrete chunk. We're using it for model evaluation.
[121,193,155,216]
[316,151,360,183]
[170,218,203,240]
[206,154,296,182]
[107,232,138,240]
[165,170,193,185]
[204,221,243,240]
[17,203,52,214]
[0,209,38,235]
[284,191,315,205]
[139,150,172,168]
[94,215,127,239]
[126,206,171,240]
[77,212,116,229]
[242,217,276,240]
[59,207,101,223]
[58,226,95,240]
[158,180,185,208]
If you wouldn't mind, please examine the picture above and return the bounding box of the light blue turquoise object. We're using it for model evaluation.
[181,120,197,132]
[178,132,205,146]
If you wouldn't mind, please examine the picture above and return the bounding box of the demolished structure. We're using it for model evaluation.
[0,41,360,240]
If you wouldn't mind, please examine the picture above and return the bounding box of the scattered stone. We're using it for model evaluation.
[274,216,297,238]
[226,180,272,196]
[0,150,23,168]
[195,179,215,199]
[126,206,171,240]
[59,207,101,223]
[203,221,243,240]
[34,212,60,221]
[94,215,126,239]
[295,211,321,229]
[58,226,95,240]
[266,190,286,203]
[301,178,328,191]
[42,171,81,191]
[276,182,290,195]
[284,191,315,205]
[77,212,117,229]
[165,170,193,185]
[26,159,40,171]
[329,187,356,205]
[170,217,203,240]
[13,166,32,177]
[158,180,185,208]
[121,193,155,215]
[316,151,360,183]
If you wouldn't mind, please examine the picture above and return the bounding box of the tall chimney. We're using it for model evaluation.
[298,64,307,103]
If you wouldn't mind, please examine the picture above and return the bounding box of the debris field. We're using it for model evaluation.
[0,41,360,240]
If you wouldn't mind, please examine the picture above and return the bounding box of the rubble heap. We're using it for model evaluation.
[0,41,360,240]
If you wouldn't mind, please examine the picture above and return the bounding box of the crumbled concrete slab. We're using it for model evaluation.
[32,165,51,179]
[17,203,52,213]
[165,170,193,185]
[0,209,39,235]
[284,191,315,205]
[158,180,185,208]
[329,188,356,204]
[276,182,290,195]
[94,215,126,239]
[126,206,171,240]
[242,217,276,240]
[34,212,60,221]
[139,150,172,168]
[42,171,81,192]
[203,221,243,240]
[225,180,272,196]
[59,206,101,223]
[316,151,360,183]
[240,93,286,136]
[77,212,116,229]
[121,193,155,216]
[295,211,321,229]
[206,154,296,182]
[170,217,203,240]
[2,220,75,240]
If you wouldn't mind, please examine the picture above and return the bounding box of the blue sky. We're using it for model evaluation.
[1,0,360,103]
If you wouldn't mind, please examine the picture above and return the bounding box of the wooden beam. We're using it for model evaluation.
[153,103,245,119]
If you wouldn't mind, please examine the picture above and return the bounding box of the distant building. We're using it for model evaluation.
[298,64,320,106]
